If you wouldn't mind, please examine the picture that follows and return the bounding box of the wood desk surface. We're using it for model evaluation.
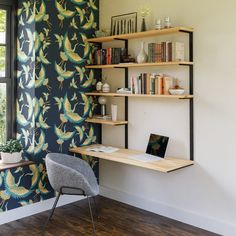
[70,144,194,173]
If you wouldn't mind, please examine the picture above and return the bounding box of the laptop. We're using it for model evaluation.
[146,133,169,158]
[130,133,169,163]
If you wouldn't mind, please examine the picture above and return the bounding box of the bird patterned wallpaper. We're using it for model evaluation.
[0,0,99,212]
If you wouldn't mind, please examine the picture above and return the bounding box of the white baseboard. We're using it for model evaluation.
[0,195,85,225]
[100,185,236,236]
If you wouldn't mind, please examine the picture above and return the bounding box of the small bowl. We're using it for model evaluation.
[169,88,185,95]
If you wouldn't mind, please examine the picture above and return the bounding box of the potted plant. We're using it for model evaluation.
[0,139,23,164]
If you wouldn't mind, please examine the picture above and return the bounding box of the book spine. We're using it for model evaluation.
[172,42,185,61]
[138,76,142,94]
[146,73,150,95]
[157,43,162,62]
[168,42,172,62]
[97,50,101,65]
[161,42,166,62]
[150,74,155,95]
[157,75,163,95]
[163,76,173,95]
[144,73,147,94]
[154,76,158,95]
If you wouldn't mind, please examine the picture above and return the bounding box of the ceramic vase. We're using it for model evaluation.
[137,42,148,63]
[141,17,147,32]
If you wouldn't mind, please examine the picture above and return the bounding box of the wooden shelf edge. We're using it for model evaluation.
[70,144,194,173]
[87,27,194,43]
[85,92,194,99]
[86,118,128,126]
[0,160,34,171]
[85,61,194,69]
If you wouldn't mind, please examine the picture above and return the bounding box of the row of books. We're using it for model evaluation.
[93,48,122,65]
[130,73,176,95]
[148,42,185,63]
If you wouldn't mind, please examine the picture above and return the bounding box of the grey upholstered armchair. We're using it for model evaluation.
[42,153,99,235]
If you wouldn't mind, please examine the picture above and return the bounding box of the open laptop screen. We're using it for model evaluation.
[146,134,169,158]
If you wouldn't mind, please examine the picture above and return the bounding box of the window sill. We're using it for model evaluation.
[0,160,34,171]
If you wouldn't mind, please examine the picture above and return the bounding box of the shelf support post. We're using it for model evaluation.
[125,67,129,148]
[189,32,194,161]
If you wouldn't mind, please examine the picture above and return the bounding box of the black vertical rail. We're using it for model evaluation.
[97,42,102,144]
[189,32,194,161]
[124,40,129,148]
[125,68,129,148]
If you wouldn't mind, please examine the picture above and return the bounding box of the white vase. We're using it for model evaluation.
[137,42,148,63]
[1,152,22,164]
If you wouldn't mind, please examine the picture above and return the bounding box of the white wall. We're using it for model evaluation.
[99,0,236,235]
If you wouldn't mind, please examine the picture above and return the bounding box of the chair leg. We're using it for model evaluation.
[87,196,96,236]
[41,191,61,236]
[92,196,99,219]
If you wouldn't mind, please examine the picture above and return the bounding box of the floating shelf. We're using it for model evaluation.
[0,160,34,171]
[85,61,194,69]
[70,144,194,173]
[86,27,194,43]
[86,118,128,126]
[85,92,193,99]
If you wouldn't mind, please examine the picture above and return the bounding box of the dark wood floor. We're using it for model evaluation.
[0,196,219,236]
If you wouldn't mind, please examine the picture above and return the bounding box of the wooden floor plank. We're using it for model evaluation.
[0,196,219,236]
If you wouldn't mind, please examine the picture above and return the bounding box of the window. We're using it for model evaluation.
[0,2,15,144]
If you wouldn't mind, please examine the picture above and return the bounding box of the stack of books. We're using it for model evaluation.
[148,42,185,62]
[130,73,175,95]
[93,48,122,65]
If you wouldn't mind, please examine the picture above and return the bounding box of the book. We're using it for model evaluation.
[172,42,185,61]
[148,41,185,62]
[163,76,173,95]
[156,75,163,95]
[87,146,119,154]
[146,73,151,95]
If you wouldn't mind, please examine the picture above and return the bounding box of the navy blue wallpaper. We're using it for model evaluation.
[0,0,99,212]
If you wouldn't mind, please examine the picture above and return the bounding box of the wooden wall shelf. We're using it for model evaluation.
[85,61,194,69]
[0,160,34,171]
[70,144,194,173]
[86,27,194,43]
[85,92,193,99]
[86,118,128,126]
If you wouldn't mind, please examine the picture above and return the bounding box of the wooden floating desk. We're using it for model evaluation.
[70,144,194,173]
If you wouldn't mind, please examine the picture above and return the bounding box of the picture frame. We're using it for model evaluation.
[111,12,137,36]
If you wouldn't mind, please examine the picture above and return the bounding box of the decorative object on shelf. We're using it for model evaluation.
[164,16,171,28]
[111,104,118,121]
[137,42,148,63]
[139,7,151,32]
[98,96,107,116]
[93,115,112,120]
[155,19,162,30]
[111,12,137,36]
[121,48,136,63]
[95,29,110,38]
[0,139,23,164]
[169,88,185,95]
[96,81,103,92]
[116,88,132,94]
[169,80,185,95]
[102,82,110,93]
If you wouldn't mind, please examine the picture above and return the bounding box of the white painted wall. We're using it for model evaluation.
[99,0,236,235]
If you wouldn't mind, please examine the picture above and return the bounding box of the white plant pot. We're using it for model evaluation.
[1,152,22,164]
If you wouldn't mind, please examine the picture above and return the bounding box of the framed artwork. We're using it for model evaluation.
[111,12,137,36]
